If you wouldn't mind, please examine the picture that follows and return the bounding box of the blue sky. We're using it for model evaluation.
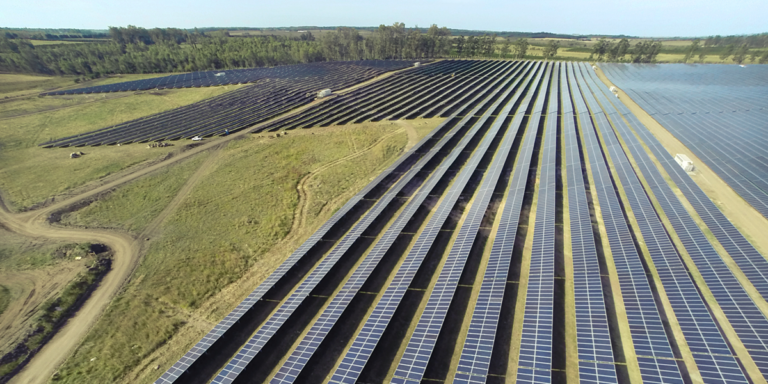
[2,0,765,37]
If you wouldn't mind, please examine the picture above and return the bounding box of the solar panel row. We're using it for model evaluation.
[514,63,559,384]
[330,62,541,384]
[559,64,619,384]
[390,62,547,384]
[153,64,478,384]
[572,63,749,383]
[40,61,432,147]
[207,60,528,384]
[580,63,768,380]
[566,61,684,384]
[42,60,419,95]
[600,64,768,220]
[267,61,532,384]
[593,68,768,304]
[256,60,512,132]
[453,62,553,384]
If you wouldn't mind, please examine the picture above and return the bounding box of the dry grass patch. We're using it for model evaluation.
[51,120,435,384]
[0,83,240,211]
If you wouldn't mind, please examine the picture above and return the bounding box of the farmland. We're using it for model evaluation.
[1,56,768,384]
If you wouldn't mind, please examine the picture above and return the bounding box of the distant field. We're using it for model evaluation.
[229,29,375,38]
[28,40,86,46]
[0,78,242,211]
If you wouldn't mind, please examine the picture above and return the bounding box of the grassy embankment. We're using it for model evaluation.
[0,73,241,212]
[0,236,105,379]
[49,119,441,384]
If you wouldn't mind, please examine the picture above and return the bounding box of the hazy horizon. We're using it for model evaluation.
[3,0,766,38]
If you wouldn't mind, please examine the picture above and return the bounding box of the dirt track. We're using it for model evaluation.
[0,118,260,384]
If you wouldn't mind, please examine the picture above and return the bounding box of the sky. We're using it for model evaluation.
[2,0,765,37]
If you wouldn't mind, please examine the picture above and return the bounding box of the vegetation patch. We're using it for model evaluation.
[49,121,433,384]
[0,286,9,317]
[0,80,239,211]
[60,154,206,234]
[0,244,111,383]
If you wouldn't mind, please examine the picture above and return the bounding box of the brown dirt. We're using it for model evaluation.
[0,262,85,355]
[592,65,768,258]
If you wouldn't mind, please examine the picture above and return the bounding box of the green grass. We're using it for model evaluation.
[0,83,241,211]
[0,229,90,271]
[51,123,416,384]
[60,154,207,234]
[0,73,173,99]
[0,285,9,317]
[0,247,109,382]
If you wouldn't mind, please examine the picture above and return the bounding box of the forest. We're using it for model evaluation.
[2,26,767,78]
[0,24,452,77]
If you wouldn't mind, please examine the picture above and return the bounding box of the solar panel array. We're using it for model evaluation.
[268,61,530,384]
[389,62,546,384]
[152,60,768,384]
[600,64,768,220]
[573,63,750,383]
[42,60,417,95]
[207,69,520,383]
[330,61,538,384]
[154,65,476,384]
[560,64,619,384]
[594,67,768,305]
[581,63,768,379]
[453,62,552,384]
[566,62,684,384]
[40,61,421,147]
[514,63,559,384]
[255,60,516,132]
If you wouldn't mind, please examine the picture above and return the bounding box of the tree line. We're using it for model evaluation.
[0,24,454,77]
[588,38,662,63]
[703,33,768,48]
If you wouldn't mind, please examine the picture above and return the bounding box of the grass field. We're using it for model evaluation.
[49,119,442,384]
[0,81,242,212]
[60,154,207,234]
[0,285,9,317]
[28,40,86,46]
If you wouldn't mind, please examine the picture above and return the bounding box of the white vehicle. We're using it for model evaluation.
[192,136,203,141]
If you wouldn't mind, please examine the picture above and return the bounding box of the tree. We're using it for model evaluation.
[698,51,708,63]
[590,39,612,61]
[500,38,511,58]
[466,36,478,57]
[455,35,465,57]
[760,50,768,64]
[512,38,529,59]
[732,43,749,64]
[542,40,559,60]
[720,44,735,61]
[683,39,700,63]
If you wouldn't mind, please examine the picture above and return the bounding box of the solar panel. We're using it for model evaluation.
[566,61,685,384]
[599,64,768,220]
[329,62,539,384]
[572,62,749,383]
[452,62,552,384]
[388,62,549,384]
[268,61,531,384]
[512,63,559,384]
[153,65,476,384]
[581,62,768,380]
[559,63,619,384]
